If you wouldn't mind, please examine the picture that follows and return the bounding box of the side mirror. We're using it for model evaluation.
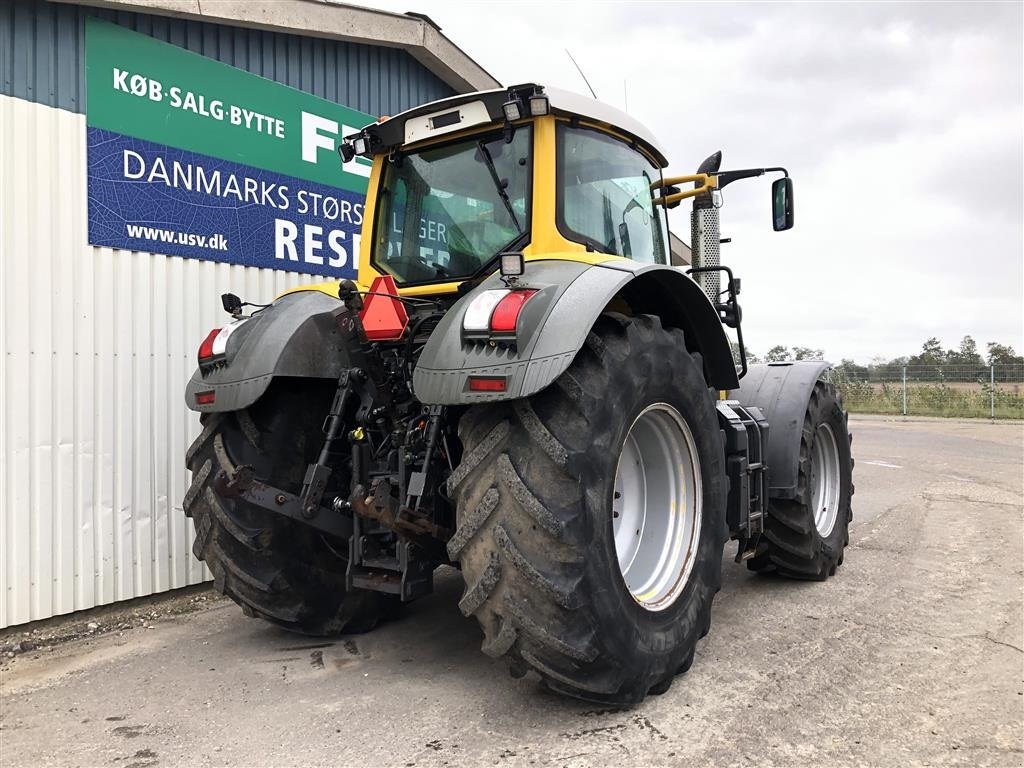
[772,177,794,231]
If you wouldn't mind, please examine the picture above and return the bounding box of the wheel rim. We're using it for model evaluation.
[612,403,702,612]
[810,422,841,537]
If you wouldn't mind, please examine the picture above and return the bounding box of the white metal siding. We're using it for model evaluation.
[0,94,325,628]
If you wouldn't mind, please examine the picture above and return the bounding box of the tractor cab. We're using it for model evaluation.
[340,84,674,296]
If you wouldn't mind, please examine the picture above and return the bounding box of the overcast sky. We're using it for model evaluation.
[367,0,1022,363]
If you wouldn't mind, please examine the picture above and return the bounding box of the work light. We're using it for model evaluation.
[352,136,369,156]
[502,98,523,122]
[221,293,242,316]
[500,252,525,277]
[528,95,549,116]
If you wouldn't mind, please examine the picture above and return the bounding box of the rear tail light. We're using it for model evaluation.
[462,288,537,337]
[197,318,249,366]
[197,329,221,363]
[463,289,509,333]
[489,289,537,334]
[195,391,216,405]
[468,376,507,393]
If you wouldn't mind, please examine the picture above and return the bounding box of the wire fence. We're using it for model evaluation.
[830,364,1024,420]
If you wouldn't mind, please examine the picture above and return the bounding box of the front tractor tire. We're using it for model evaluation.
[449,314,728,705]
[748,382,853,579]
[184,383,392,635]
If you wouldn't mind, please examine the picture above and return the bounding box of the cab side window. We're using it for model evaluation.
[557,124,667,264]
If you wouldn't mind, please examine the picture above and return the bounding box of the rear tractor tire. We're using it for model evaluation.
[748,381,853,579]
[184,382,393,635]
[448,314,728,705]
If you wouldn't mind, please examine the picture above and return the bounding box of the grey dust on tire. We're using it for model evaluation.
[448,313,728,705]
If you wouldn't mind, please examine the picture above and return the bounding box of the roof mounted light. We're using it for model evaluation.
[502,98,523,122]
[528,94,549,116]
[339,129,374,162]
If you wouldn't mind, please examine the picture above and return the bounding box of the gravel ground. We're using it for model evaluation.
[1,417,1021,767]
[0,587,224,666]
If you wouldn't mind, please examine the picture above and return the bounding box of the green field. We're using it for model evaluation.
[835,379,1024,419]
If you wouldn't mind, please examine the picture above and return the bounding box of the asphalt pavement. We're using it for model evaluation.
[1,417,1022,767]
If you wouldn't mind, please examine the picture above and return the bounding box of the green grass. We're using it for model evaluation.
[836,380,1024,420]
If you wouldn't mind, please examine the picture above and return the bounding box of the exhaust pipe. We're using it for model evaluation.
[690,151,722,304]
[691,199,720,303]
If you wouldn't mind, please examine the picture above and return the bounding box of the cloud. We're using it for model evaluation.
[363,0,1023,361]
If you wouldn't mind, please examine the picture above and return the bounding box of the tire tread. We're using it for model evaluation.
[450,314,728,704]
[748,381,852,580]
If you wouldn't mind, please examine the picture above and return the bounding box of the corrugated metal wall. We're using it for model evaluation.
[0,94,319,627]
[0,0,456,628]
[0,0,453,116]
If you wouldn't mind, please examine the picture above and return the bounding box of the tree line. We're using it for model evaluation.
[736,336,1024,382]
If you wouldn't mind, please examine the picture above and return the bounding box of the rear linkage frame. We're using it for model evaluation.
[216,280,456,602]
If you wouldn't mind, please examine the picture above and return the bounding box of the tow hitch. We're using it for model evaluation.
[214,464,353,540]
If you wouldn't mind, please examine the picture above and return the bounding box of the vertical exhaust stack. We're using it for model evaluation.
[691,200,720,303]
[690,151,722,304]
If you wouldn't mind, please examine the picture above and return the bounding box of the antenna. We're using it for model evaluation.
[565,49,597,99]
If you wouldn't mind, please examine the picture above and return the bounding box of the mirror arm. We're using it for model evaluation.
[653,187,710,207]
[652,174,718,207]
[715,166,790,190]
[716,168,765,189]
[651,174,716,192]
[650,173,716,191]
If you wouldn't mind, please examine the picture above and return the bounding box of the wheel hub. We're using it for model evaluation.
[810,422,841,537]
[612,403,702,611]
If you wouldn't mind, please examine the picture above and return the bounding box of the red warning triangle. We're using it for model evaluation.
[359,275,409,341]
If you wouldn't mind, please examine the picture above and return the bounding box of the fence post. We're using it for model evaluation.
[902,366,907,416]
[991,365,995,419]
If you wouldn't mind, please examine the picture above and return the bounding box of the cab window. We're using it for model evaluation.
[372,128,531,284]
[557,124,667,264]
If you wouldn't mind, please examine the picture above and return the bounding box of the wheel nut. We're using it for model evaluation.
[275,494,286,505]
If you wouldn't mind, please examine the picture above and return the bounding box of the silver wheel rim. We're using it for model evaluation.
[612,403,702,612]
[810,422,841,537]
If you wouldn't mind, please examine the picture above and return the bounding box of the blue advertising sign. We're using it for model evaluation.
[85,19,376,279]
[87,129,366,274]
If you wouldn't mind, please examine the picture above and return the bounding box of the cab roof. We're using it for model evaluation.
[351,83,669,168]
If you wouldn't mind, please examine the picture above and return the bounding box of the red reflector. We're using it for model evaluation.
[359,275,410,341]
[195,391,216,405]
[468,376,507,392]
[489,289,537,333]
[197,328,220,362]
